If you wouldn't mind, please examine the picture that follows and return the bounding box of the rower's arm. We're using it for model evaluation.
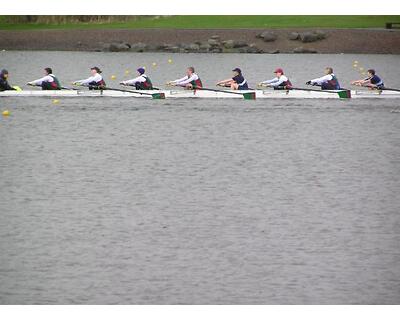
[176,75,197,86]
[217,78,234,85]
[260,77,279,85]
[75,76,96,85]
[122,75,145,85]
[310,74,332,85]
[29,75,51,85]
[171,76,189,85]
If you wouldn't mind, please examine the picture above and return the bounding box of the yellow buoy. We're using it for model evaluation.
[125,70,130,75]
[111,75,116,80]
[2,110,10,116]
[152,62,157,67]
[168,59,173,64]
[354,60,358,64]
[52,99,60,104]
[359,67,364,71]
[353,64,358,68]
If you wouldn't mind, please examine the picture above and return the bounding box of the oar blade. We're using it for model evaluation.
[338,90,351,99]
[151,92,165,99]
[243,92,256,100]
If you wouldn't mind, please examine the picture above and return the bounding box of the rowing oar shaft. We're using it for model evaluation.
[199,87,256,100]
[292,87,351,99]
[105,87,165,99]
[381,88,400,92]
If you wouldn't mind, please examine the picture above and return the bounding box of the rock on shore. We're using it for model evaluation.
[1,28,399,54]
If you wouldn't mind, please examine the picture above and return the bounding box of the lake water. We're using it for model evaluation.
[0,52,400,304]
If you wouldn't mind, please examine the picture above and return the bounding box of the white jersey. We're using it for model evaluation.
[260,75,289,87]
[30,74,56,86]
[171,73,200,86]
[310,74,335,85]
[75,73,103,85]
[121,74,148,86]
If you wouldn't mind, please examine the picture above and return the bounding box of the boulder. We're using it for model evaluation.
[187,43,200,52]
[168,46,180,53]
[210,35,220,40]
[315,30,327,40]
[247,43,263,53]
[260,31,277,42]
[269,49,280,54]
[223,40,235,49]
[299,32,320,43]
[210,47,222,53]
[199,43,211,51]
[288,32,300,40]
[106,42,131,52]
[130,42,147,52]
[293,46,318,53]
[207,38,220,46]
[232,40,248,48]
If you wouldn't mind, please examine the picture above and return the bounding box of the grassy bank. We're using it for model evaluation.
[0,15,399,30]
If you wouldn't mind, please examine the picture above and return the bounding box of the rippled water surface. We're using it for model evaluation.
[0,52,400,304]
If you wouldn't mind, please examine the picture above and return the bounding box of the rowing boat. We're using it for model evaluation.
[0,89,399,99]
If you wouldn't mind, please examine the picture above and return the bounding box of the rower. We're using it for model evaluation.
[73,67,106,90]
[258,68,292,90]
[120,67,153,90]
[351,69,384,89]
[27,68,61,90]
[216,68,249,90]
[306,67,341,90]
[0,69,16,91]
[167,67,202,89]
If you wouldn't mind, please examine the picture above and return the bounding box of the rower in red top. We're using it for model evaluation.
[351,69,385,89]
[120,67,153,90]
[27,68,62,90]
[258,68,292,90]
[73,67,106,90]
[167,67,202,89]
[216,68,249,90]
[306,67,341,90]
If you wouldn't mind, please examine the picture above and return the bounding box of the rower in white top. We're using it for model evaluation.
[73,67,106,90]
[27,67,62,90]
[258,68,293,90]
[306,67,341,90]
[167,67,203,89]
[120,67,153,90]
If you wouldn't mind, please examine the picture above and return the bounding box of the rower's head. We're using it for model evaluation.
[137,67,145,75]
[274,68,284,77]
[232,68,242,76]
[0,69,8,79]
[325,67,334,75]
[186,67,195,76]
[367,69,376,77]
[44,67,52,75]
[91,67,102,76]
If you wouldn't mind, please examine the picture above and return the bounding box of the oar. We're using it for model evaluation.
[292,87,351,99]
[381,87,400,92]
[199,87,256,100]
[105,87,165,99]
[61,86,78,90]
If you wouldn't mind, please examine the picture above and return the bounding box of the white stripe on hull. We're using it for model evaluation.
[0,89,399,99]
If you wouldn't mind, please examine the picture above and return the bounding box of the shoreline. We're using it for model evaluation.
[1,28,400,54]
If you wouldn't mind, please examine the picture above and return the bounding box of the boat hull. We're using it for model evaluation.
[0,89,399,99]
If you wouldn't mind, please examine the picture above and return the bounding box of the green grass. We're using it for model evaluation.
[0,15,399,30]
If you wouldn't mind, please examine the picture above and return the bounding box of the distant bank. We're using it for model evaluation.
[1,28,400,54]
